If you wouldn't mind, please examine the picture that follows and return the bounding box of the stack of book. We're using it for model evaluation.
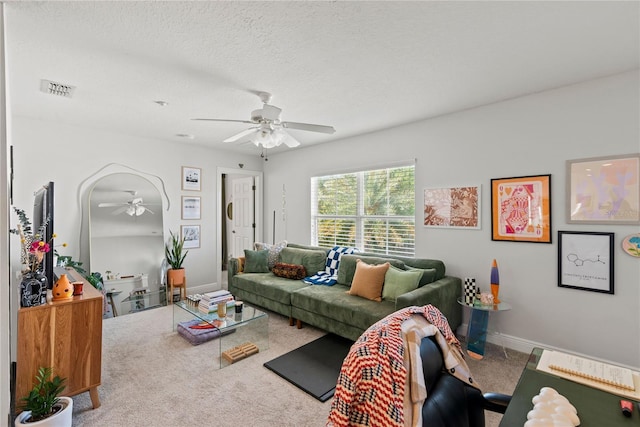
[198,290,234,314]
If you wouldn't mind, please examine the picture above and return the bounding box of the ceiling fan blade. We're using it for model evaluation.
[281,121,335,134]
[144,207,155,215]
[278,130,300,148]
[192,118,255,124]
[98,202,125,207]
[224,128,259,143]
[111,206,128,215]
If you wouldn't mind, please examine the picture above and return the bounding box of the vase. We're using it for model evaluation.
[52,274,74,301]
[14,396,73,427]
[20,271,48,308]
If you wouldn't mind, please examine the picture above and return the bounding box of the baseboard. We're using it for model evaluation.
[184,283,219,295]
[457,323,537,355]
[458,323,638,370]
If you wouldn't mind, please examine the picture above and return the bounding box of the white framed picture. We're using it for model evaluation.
[181,225,201,249]
[182,166,201,191]
[181,196,201,220]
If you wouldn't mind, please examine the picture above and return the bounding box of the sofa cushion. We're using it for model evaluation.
[272,263,306,280]
[291,284,397,332]
[254,240,287,270]
[232,273,309,305]
[244,249,270,273]
[347,260,390,302]
[337,254,405,286]
[278,247,327,276]
[382,265,422,301]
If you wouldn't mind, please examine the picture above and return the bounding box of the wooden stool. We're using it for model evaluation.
[168,277,187,304]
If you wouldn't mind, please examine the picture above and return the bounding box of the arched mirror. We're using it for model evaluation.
[88,173,164,315]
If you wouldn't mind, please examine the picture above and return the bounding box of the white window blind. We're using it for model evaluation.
[311,164,415,256]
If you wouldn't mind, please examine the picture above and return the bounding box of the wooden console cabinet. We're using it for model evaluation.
[16,268,103,409]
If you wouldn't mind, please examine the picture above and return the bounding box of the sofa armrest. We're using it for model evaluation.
[395,276,462,329]
[228,258,240,283]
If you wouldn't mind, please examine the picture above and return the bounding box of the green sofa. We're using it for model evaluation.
[228,243,462,341]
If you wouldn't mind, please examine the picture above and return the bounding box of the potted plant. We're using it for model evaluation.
[165,230,188,287]
[15,367,72,427]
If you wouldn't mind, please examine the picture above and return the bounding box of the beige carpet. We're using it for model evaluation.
[71,305,528,427]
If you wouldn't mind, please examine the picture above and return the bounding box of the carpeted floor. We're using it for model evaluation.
[70,305,528,427]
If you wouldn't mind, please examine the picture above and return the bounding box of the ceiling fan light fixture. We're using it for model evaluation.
[253,129,284,149]
[126,206,136,216]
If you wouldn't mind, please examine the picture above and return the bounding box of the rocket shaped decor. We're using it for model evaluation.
[490,259,500,304]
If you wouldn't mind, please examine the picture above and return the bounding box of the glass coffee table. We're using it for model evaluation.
[172,300,269,368]
[121,288,167,315]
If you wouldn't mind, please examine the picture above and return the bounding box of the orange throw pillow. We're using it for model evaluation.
[347,259,390,302]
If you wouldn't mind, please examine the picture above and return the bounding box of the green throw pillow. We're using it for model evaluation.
[407,266,437,287]
[244,249,270,273]
[382,265,422,301]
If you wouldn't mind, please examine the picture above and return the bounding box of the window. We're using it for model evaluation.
[311,164,415,256]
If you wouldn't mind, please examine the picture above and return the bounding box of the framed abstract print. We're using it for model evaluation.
[566,154,640,225]
[423,185,481,229]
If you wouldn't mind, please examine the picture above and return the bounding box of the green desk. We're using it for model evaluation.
[500,348,640,426]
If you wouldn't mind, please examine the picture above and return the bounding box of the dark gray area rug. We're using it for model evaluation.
[263,333,354,402]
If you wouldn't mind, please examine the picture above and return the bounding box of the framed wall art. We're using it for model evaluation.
[182,166,201,191]
[181,196,201,220]
[491,174,551,243]
[558,231,614,294]
[423,185,481,229]
[181,225,201,249]
[566,153,640,225]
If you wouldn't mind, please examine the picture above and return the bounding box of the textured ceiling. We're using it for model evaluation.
[5,1,639,156]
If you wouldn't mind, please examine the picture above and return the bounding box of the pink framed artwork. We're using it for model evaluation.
[566,154,640,225]
[423,185,481,229]
[491,174,551,243]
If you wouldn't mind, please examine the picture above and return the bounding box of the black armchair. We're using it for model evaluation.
[420,336,511,427]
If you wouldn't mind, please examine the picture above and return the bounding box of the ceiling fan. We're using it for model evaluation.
[98,197,155,216]
[193,91,335,149]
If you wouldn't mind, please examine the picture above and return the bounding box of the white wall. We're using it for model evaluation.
[9,118,264,289]
[262,71,640,368]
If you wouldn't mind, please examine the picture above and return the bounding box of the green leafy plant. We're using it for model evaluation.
[165,230,188,269]
[21,367,66,422]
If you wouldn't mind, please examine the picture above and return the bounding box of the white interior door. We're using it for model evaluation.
[231,176,255,258]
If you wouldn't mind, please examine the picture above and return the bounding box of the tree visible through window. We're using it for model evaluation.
[311,164,415,256]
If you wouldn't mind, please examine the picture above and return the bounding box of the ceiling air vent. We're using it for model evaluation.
[40,79,75,98]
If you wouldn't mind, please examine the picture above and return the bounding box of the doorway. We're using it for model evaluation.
[217,167,263,289]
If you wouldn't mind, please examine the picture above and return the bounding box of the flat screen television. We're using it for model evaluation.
[32,182,54,289]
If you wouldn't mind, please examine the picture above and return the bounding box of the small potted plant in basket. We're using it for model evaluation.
[165,230,188,289]
[15,367,72,427]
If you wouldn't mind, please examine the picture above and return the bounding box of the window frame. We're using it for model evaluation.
[311,163,415,256]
